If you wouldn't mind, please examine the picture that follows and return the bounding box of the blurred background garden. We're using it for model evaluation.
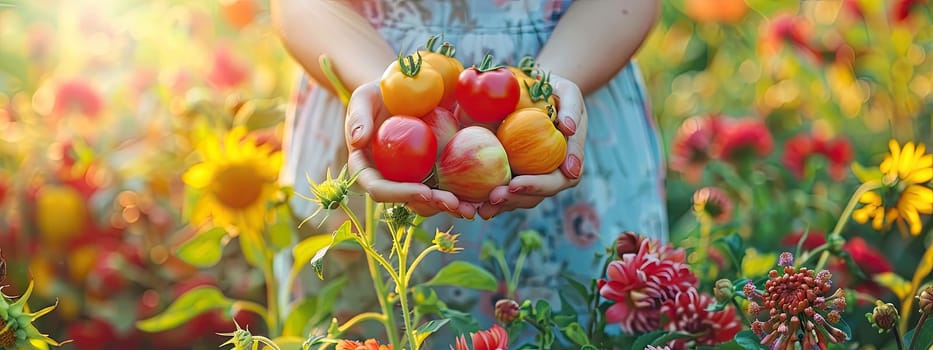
[0,0,930,349]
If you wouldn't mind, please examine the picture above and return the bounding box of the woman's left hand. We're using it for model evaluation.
[476,74,587,220]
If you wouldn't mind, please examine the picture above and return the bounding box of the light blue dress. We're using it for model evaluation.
[279,0,668,345]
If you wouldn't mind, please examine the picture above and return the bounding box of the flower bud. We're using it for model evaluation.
[384,205,416,228]
[519,230,543,252]
[866,300,898,333]
[714,279,734,303]
[827,235,846,254]
[433,229,462,254]
[615,231,642,257]
[918,286,933,314]
[495,299,520,324]
[778,252,794,267]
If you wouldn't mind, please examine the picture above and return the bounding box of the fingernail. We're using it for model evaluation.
[562,116,577,134]
[490,197,506,206]
[567,155,582,179]
[508,186,525,194]
[418,194,430,202]
[350,125,363,143]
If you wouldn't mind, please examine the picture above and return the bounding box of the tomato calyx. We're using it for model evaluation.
[475,54,505,73]
[397,51,426,77]
[515,56,538,79]
[526,71,553,103]
[424,34,457,58]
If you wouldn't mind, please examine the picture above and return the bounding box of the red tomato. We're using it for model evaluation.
[372,116,438,183]
[455,54,520,124]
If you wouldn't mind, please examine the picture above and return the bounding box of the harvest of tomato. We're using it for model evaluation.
[380,52,444,117]
[371,115,438,183]
[455,54,520,124]
[365,39,572,204]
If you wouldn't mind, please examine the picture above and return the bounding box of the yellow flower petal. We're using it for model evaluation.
[898,142,916,180]
[182,163,214,188]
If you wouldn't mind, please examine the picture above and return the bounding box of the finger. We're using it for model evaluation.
[430,189,462,216]
[477,203,506,220]
[348,149,433,203]
[345,82,381,149]
[505,171,577,197]
[488,185,549,209]
[551,76,585,137]
[407,201,442,217]
[457,202,477,220]
[560,122,586,180]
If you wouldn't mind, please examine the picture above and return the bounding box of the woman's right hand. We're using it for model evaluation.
[344,82,478,219]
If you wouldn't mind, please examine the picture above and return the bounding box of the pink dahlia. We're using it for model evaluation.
[669,114,727,183]
[600,238,696,333]
[661,290,742,349]
[451,324,508,350]
[713,118,774,165]
[783,133,853,181]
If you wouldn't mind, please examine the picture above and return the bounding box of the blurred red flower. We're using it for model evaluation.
[713,118,773,165]
[207,46,249,89]
[893,0,925,22]
[782,133,853,181]
[763,14,821,63]
[670,114,727,183]
[53,79,104,118]
[336,339,392,350]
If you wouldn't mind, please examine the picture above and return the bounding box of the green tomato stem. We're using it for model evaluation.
[476,53,503,72]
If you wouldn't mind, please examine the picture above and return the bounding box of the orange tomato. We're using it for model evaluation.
[685,0,748,23]
[221,0,257,30]
[380,52,444,117]
[496,108,567,175]
[419,36,464,109]
[515,72,557,111]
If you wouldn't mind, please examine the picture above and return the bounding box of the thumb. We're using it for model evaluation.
[345,82,381,149]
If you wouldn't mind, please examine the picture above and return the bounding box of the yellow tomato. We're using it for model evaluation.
[380,52,444,117]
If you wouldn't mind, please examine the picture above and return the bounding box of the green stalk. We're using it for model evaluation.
[262,259,280,337]
[406,246,439,283]
[814,180,882,271]
[508,251,528,297]
[351,198,401,349]
[392,222,419,350]
[908,313,928,350]
[337,312,387,334]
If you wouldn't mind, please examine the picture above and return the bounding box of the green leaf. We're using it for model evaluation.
[534,300,552,324]
[312,276,347,326]
[834,316,852,342]
[715,233,746,271]
[422,261,497,291]
[630,331,664,350]
[282,297,318,337]
[291,221,353,280]
[560,273,592,300]
[136,286,232,332]
[439,307,481,334]
[904,315,933,350]
[413,319,450,348]
[268,206,295,251]
[240,231,271,268]
[734,330,766,350]
[560,322,590,347]
[176,227,228,268]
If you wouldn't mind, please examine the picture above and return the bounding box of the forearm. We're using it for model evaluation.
[536,0,660,95]
[271,0,395,93]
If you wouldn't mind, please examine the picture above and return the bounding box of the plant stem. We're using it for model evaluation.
[232,300,272,330]
[494,251,513,293]
[815,180,882,271]
[361,198,401,349]
[508,251,528,297]
[895,325,906,350]
[341,203,401,285]
[731,298,752,327]
[908,313,928,350]
[392,222,419,350]
[337,312,388,334]
[406,246,439,283]
[262,259,280,337]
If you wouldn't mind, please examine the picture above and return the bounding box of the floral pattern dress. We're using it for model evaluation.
[278,0,668,344]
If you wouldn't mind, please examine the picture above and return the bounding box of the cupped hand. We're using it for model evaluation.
[476,74,587,220]
[344,81,477,219]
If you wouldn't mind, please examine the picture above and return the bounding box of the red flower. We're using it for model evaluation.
[692,187,734,224]
[661,290,742,349]
[842,0,864,18]
[452,324,508,350]
[783,133,853,181]
[892,0,925,22]
[766,14,821,63]
[53,79,104,118]
[207,46,248,89]
[780,230,827,251]
[843,237,892,276]
[713,118,773,165]
[670,114,727,183]
[336,339,392,350]
[600,239,696,333]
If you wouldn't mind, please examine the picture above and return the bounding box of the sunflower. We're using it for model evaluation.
[853,140,932,236]
[183,127,282,235]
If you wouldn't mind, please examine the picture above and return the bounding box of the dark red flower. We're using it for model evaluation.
[661,290,742,349]
[670,114,728,183]
[843,237,892,276]
[767,14,821,63]
[780,230,826,251]
[892,0,925,22]
[713,118,774,164]
[601,239,696,333]
[53,79,104,118]
[692,187,734,223]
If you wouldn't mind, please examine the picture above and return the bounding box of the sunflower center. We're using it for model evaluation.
[0,319,15,348]
[211,163,265,210]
